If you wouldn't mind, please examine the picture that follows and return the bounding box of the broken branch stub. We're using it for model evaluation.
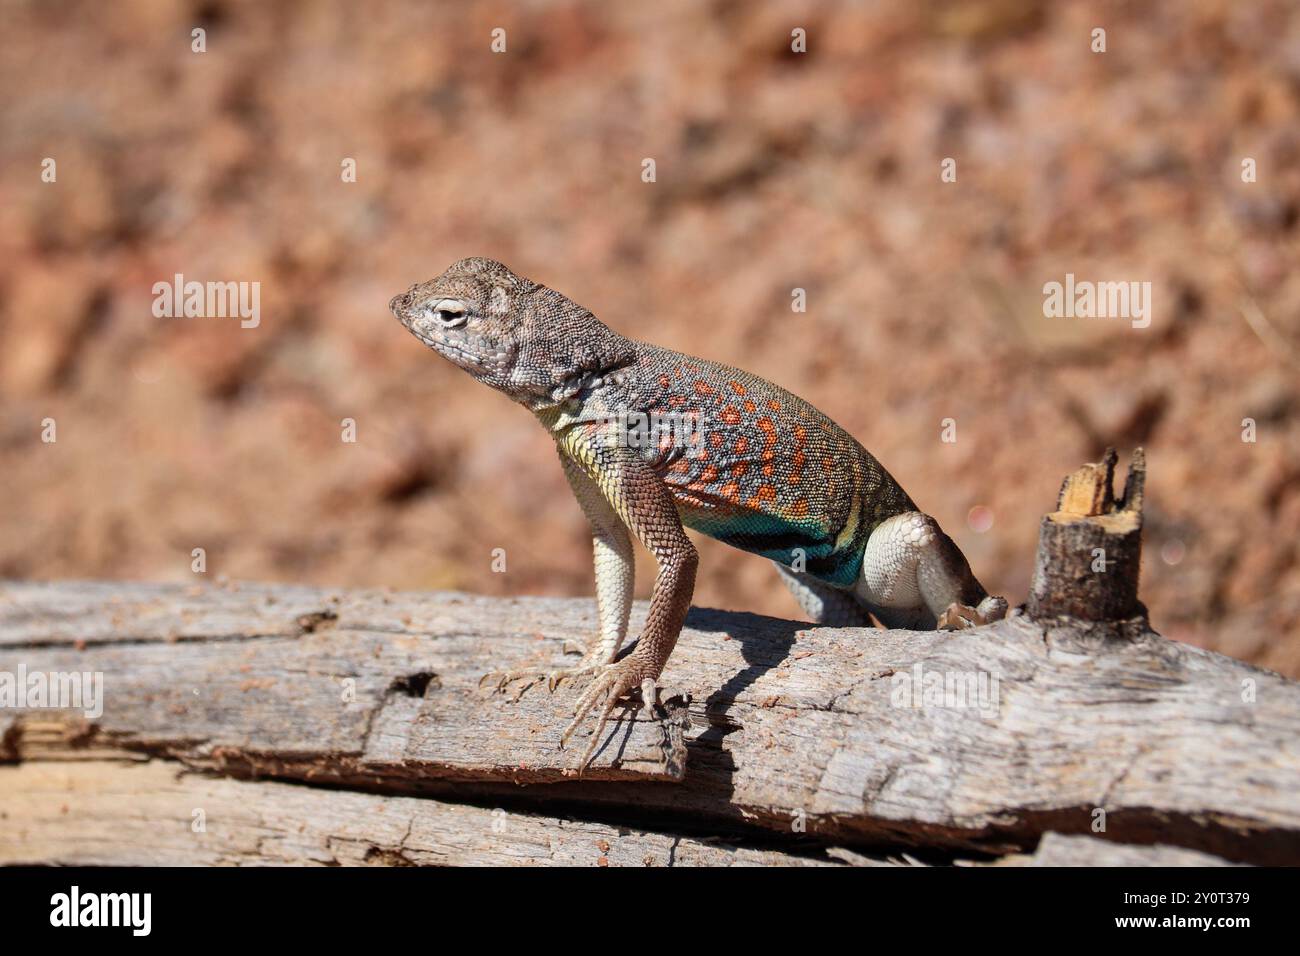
[1028,447,1146,623]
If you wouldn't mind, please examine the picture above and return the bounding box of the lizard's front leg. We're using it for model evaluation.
[482,453,634,698]
[557,441,697,771]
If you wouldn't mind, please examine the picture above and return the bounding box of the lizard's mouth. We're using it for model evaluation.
[429,336,503,372]
[389,290,512,377]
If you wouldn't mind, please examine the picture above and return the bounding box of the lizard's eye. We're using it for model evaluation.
[426,299,468,328]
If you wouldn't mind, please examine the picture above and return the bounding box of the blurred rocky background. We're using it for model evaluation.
[1,0,1297,672]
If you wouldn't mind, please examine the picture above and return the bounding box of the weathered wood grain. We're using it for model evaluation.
[0,760,843,867]
[1029,448,1146,622]
[1005,833,1239,867]
[0,761,1238,867]
[0,581,685,781]
[2,580,1299,863]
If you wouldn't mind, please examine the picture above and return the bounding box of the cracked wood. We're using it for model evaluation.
[0,760,1239,867]
[2,580,1299,863]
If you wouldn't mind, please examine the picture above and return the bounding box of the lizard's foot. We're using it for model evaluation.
[560,658,658,772]
[479,663,604,702]
[937,595,1008,630]
[478,640,604,702]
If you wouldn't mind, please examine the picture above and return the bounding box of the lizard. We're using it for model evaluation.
[390,257,1007,769]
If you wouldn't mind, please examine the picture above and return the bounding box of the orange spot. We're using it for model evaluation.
[762,463,774,477]
[792,449,806,472]
[731,462,749,477]
[766,399,781,412]
[720,406,742,425]
[744,400,756,414]
[708,433,723,447]
[729,380,747,396]
[668,395,686,408]
[792,499,809,517]
[734,436,749,454]
[822,456,834,473]
[755,418,778,462]
[694,381,715,397]
[748,485,777,507]
[720,481,742,503]
[658,374,670,388]
[700,464,719,482]
[794,425,806,443]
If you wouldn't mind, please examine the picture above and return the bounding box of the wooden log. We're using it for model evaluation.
[1001,833,1239,868]
[0,583,687,783]
[3,579,1298,864]
[0,759,841,867]
[0,760,1240,867]
[1028,448,1146,622]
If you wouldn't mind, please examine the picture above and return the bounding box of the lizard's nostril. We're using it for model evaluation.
[389,293,409,315]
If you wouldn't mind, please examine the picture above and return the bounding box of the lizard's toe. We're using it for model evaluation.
[479,635,612,700]
[560,659,657,773]
[479,661,601,702]
[937,602,983,630]
[937,596,1006,630]
[978,595,1008,622]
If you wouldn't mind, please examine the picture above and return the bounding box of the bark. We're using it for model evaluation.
[1028,447,1146,622]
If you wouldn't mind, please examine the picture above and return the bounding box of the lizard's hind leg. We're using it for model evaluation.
[774,563,874,627]
[854,512,1007,631]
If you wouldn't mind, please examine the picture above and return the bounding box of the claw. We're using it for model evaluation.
[937,602,985,630]
[560,660,656,773]
[479,662,601,703]
[938,594,1009,630]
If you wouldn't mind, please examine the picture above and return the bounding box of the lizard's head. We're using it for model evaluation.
[390,257,634,408]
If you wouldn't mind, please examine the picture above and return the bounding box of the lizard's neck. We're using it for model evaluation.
[520,340,640,413]
[529,355,643,437]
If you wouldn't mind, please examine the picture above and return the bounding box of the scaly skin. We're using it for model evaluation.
[390,257,1006,769]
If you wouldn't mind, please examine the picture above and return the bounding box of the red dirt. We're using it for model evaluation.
[1,0,1296,673]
